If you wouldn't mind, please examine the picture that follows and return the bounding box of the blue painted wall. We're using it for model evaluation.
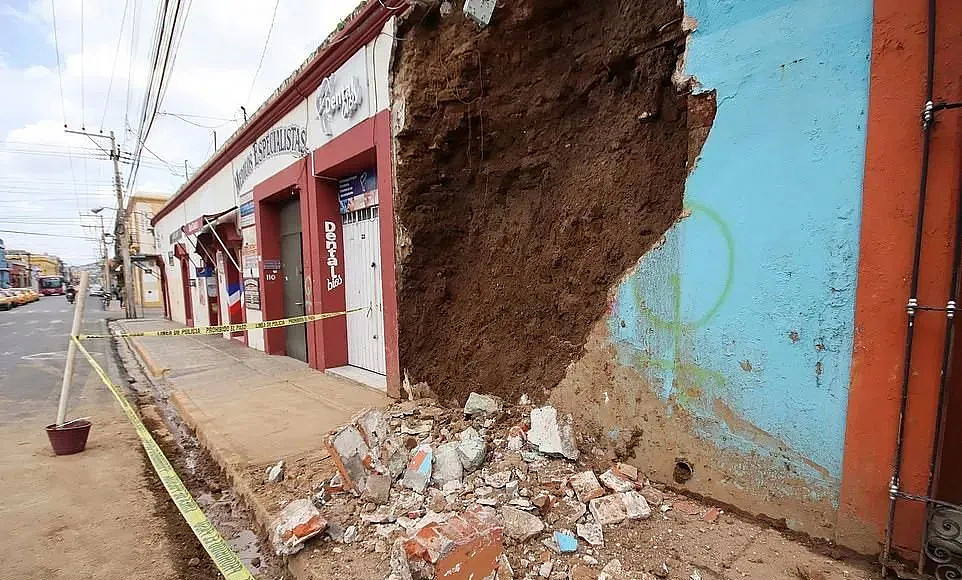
[608,0,872,497]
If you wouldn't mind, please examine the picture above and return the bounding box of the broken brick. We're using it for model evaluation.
[403,506,503,579]
[569,471,605,503]
[270,498,327,556]
[325,425,374,493]
[401,444,433,493]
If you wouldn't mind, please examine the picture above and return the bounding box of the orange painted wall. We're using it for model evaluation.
[839,0,962,554]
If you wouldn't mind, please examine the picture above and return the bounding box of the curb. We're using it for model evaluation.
[123,334,169,378]
[168,390,313,579]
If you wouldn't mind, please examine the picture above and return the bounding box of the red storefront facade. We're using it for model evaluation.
[152,2,401,398]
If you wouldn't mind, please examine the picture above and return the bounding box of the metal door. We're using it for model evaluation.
[342,206,385,374]
[279,199,307,363]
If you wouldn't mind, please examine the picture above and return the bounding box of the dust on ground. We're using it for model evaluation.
[393,0,711,405]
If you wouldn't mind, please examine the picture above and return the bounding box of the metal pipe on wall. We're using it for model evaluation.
[917,84,962,574]
[882,0,938,568]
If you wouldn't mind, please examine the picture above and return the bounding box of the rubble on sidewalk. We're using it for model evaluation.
[270,498,327,556]
[265,460,285,483]
[268,393,714,578]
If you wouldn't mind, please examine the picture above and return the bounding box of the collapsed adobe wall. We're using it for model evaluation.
[391,0,711,404]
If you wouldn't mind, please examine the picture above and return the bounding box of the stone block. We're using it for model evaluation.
[527,406,579,460]
[501,506,545,541]
[464,392,503,416]
[588,495,627,526]
[433,442,464,486]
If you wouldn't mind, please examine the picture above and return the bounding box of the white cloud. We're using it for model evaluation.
[0,0,361,264]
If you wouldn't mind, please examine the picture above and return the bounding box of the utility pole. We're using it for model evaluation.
[111,131,136,319]
[66,127,136,318]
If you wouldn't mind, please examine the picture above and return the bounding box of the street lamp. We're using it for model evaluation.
[90,207,111,296]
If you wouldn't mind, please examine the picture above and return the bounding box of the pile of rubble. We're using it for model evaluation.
[268,393,688,580]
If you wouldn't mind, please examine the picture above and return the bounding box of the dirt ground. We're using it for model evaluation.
[393,0,710,405]
[0,404,180,580]
[237,399,876,580]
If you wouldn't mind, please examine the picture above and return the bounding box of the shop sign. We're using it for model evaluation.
[338,168,378,214]
[324,220,343,291]
[244,278,260,310]
[169,228,183,244]
[233,124,308,190]
[311,50,369,144]
[238,190,255,229]
[242,245,259,279]
[263,259,281,271]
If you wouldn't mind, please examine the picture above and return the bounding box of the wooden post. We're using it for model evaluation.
[56,271,89,425]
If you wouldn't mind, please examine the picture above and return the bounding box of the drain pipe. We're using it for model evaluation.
[882,0,937,567]
[917,91,962,575]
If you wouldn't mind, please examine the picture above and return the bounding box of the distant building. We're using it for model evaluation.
[125,192,169,310]
[8,260,28,287]
[0,238,9,288]
[4,251,63,279]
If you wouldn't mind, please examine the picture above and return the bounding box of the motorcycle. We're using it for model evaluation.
[65,290,76,304]
[102,294,111,310]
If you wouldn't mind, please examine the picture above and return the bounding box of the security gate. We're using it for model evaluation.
[342,206,385,375]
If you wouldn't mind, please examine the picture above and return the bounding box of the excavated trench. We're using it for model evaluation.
[107,322,288,580]
[393,0,712,405]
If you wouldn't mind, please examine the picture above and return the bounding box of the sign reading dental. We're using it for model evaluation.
[308,49,370,148]
[233,124,308,190]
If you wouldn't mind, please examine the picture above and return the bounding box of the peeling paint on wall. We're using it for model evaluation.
[553,0,872,539]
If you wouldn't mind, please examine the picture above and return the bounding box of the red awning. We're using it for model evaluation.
[182,207,236,236]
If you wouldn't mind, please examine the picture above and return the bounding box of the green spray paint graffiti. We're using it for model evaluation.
[627,201,735,404]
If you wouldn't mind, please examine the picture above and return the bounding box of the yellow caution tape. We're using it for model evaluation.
[70,336,256,580]
[76,307,367,340]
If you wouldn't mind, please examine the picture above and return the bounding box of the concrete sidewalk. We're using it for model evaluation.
[118,318,390,469]
[116,317,391,579]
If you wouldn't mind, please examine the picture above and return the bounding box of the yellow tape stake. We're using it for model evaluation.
[76,307,367,340]
[70,336,256,580]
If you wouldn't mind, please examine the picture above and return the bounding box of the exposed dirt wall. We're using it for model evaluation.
[392,0,706,404]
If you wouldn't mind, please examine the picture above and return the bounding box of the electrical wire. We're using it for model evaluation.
[0,229,101,240]
[157,111,237,129]
[101,0,132,131]
[49,0,67,128]
[246,0,281,108]
[123,0,141,148]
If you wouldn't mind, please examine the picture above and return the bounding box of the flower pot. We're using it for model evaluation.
[45,420,92,455]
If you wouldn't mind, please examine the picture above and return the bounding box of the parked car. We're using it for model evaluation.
[88,284,105,297]
[11,288,39,303]
[0,290,15,310]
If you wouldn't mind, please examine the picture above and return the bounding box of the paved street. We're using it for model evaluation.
[0,295,115,422]
[0,295,181,580]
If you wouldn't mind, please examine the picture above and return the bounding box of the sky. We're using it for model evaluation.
[0,0,360,265]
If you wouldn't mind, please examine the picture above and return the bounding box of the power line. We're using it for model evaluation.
[246,0,281,108]
[123,0,141,148]
[49,0,67,128]
[101,0,132,131]
[0,229,100,240]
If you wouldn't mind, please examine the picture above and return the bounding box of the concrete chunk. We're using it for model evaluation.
[326,425,373,492]
[527,406,579,460]
[569,471,605,503]
[620,490,652,520]
[433,442,463,486]
[576,522,604,546]
[401,444,433,493]
[464,392,503,416]
[456,437,486,472]
[501,506,545,541]
[599,468,635,493]
[588,495,627,526]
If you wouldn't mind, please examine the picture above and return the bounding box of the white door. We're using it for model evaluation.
[342,206,385,374]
